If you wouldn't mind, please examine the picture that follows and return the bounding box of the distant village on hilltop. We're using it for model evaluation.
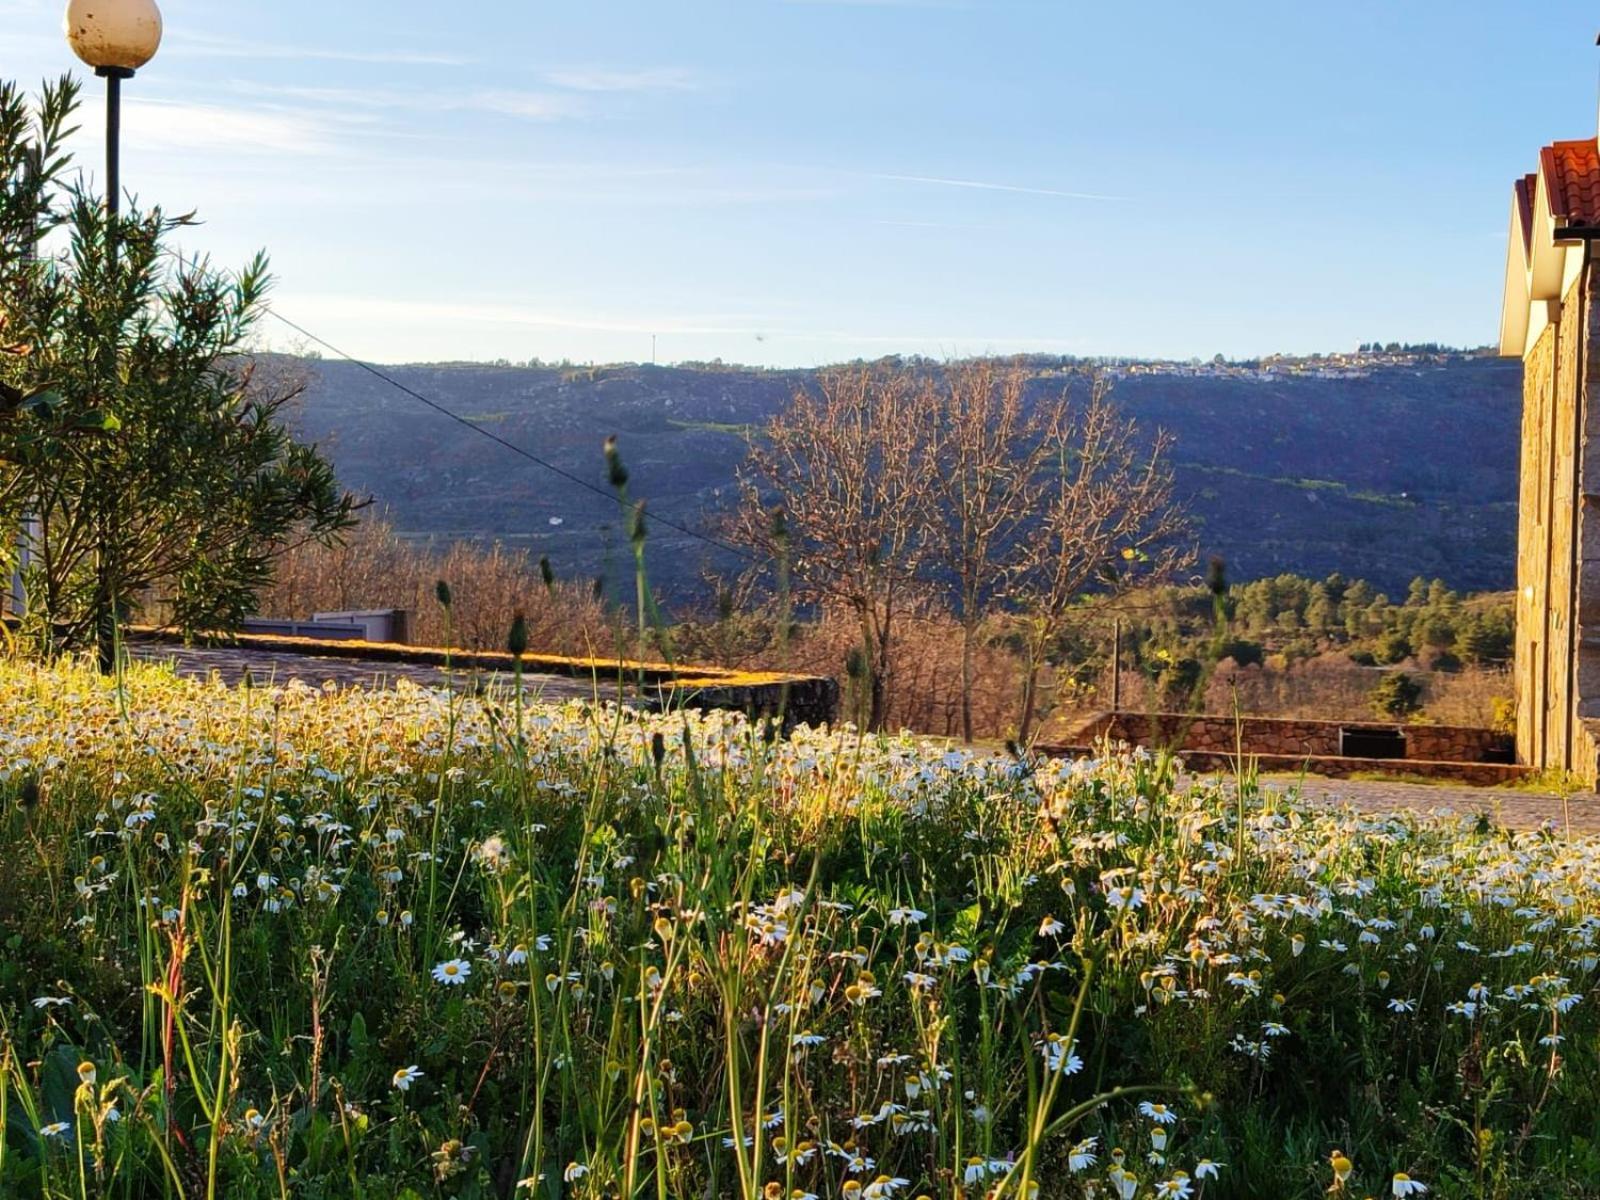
[1098,344,1492,384]
[625,343,1496,382]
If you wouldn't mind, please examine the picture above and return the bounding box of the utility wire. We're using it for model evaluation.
[261,304,1192,617]
[259,304,987,619]
[258,305,766,569]
[156,247,760,565]
[161,250,1180,615]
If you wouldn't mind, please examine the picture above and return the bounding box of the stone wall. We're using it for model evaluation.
[650,675,840,733]
[1165,750,1527,787]
[1547,279,1582,769]
[1068,712,1514,764]
[1515,261,1600,783]
[1516,317,1553,764]
[1575,260,1600,780]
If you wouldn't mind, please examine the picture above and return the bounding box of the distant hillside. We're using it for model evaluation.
[282,353,1523,606]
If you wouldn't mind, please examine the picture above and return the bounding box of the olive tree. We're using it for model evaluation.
[0,76,357,666]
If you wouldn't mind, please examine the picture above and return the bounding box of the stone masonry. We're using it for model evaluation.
[1510,238,1600,780]
[1070,712,1514,764]
[1500,132,1600,784]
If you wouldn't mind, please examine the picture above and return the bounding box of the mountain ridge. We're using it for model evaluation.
[281,352,1523,603]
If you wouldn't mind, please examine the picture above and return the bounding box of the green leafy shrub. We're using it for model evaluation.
[1370,671,1424,719]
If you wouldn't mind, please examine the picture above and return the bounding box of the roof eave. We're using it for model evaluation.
[1499,185,1532,357]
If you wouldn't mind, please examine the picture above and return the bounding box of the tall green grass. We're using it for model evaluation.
[2,658,1600,1197]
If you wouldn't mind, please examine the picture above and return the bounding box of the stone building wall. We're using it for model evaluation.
[1517,309,1556,764]
[1572,257,1600,780]
[1548,291,1578,767]
[1515,264,1600,782]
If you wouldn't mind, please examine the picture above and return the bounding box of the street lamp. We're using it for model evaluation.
[63,0,162,226]
[62,0,161,672]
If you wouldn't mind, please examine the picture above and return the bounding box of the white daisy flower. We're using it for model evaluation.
[1068,1136,1099,1171]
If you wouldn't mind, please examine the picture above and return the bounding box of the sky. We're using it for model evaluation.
[5,0,1599,367]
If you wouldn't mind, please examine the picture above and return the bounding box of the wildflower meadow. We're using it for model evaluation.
[2,659,1599,1198]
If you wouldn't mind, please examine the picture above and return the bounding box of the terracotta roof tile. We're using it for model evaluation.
[1540,138,1600,226]
[1515,171,1536,256]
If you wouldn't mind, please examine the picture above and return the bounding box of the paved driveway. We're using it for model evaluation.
[1260,775,1600,834]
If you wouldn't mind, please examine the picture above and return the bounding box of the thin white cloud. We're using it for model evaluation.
[164,31,470,67]
[466,90,581,121]
[278,294,768,338]
[876,173,1122,201]
[544,67,702,94]
[874,218,991,230]
[273,292,1088,353]
[228,83,397,107]
[127,99,334,155]
[783,0,971,8]
[130,137,835,209]
[229,82,582,123]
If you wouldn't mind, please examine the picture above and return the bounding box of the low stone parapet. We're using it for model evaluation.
[1067,712,1515,766]
[126,628,837,731]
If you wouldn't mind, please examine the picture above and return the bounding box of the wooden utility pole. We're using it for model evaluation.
[1112,618,1123,712]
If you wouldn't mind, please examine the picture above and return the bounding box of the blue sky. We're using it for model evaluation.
[6,0,1599,366]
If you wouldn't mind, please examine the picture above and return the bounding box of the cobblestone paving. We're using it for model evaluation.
[130,645,631,705]
[1259,775,1600,834]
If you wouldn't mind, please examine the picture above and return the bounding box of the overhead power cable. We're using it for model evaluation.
[258,305,764,568]
[260,305,1194,616]
[159,250,1185,616]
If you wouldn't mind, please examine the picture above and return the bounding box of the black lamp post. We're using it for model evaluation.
[64,0,163,234]
[63,0,162,672]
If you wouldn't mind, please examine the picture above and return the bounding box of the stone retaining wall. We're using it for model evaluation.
[1069,712,1514,765]
[1040,740,1530,787]
[652,676,840,732]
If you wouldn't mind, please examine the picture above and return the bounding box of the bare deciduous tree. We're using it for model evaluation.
[727,367,933,731]
[1012,378,1190,741]
[926,360,1062,742]
[729,361,1188,739]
